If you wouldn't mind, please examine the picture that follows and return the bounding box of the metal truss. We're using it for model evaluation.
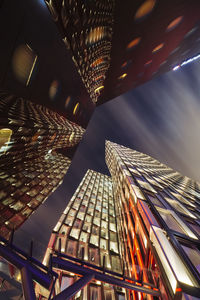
[0,234,160,299]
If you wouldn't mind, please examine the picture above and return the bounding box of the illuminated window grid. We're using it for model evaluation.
[45,0,115,103]
[105,141,200,298]
[51,170,121,273]
[0,153,71,238]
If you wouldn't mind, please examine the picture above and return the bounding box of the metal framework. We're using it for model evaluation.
[0,234,161,299]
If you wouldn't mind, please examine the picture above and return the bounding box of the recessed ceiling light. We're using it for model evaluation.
[118,73,127,80]
[152,43,164,53]
[135,0,156,21]
[127,37,141,50]
[73,102,80,115]
[95,86,104,93]
[166,16,183,32]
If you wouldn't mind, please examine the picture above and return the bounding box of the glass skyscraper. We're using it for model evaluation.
[37,141,200,299]
[0,90,85,238]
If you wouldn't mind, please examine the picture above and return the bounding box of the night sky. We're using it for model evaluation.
[14,59,200,260]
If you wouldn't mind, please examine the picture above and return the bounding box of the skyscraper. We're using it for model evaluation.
[0,90,85,238]
[105,141,200,300]
[45,0,115,103]
[37,141,200,299]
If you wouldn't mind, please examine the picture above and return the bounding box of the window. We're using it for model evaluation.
[100,238,108,250]
[69,228,80,240]
[90,234,99,247]
[181,244,200,274]
[111,256,121,273]
[157,208,197,239]
[110,242,119,253]
[80,232,88,243]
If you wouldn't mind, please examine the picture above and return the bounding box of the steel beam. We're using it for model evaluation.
[53,274,94,300]
[21,267,36,300]
[52,257,160,297]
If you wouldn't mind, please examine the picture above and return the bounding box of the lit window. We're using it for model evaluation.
[157,208,197,239]
[0,128,13,154]
[90,234,99,247]
[69,228,80,240]
[181,244,200,274]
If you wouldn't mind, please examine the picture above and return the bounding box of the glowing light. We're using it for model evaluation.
[152,43,164,53]
[0,128,13,154]
[118,73,127,80]
[73,102,80,115]
[144,59,152,66]
[86,27,105,45]
[49,80,60,100]
[69,132,75,142]
[166,16,183,32]
[173,53,200,71]
[127,37,141,50]
[150,226,196,293]
[135,0,156,21]
[94,86,104,93]
[91,58,104,68]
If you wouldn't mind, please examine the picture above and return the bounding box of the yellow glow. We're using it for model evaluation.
[0,128,12,154]
[118,73,127,80]
[17,273,21,281]
[26,54,37,86]
[73,102,80,115]
[152,43,164,53]
[95,86,104,93]
[69,132,75,142]
[127,37,141,50]
[86,27,105,45]
[135,0,156,20]
[167,16,183,31]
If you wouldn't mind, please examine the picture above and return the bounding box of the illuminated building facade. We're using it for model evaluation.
[105,141,200,300]
[44,0,115,103]
[37,141,200,299]
[38,169,125,299]
[0,90,85,238]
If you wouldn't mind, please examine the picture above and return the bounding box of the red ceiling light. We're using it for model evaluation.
[166,16,183,32]
[135,0,156,21]
[144,59,152,66]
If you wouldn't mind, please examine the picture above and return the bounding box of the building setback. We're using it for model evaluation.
[37,141,200,299]
[0,90,85,238]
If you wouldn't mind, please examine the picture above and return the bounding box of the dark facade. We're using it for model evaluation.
[0,90,85,238]
[45,0,115,104]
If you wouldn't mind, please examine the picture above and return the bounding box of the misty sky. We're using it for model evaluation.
[15,59,200,259]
